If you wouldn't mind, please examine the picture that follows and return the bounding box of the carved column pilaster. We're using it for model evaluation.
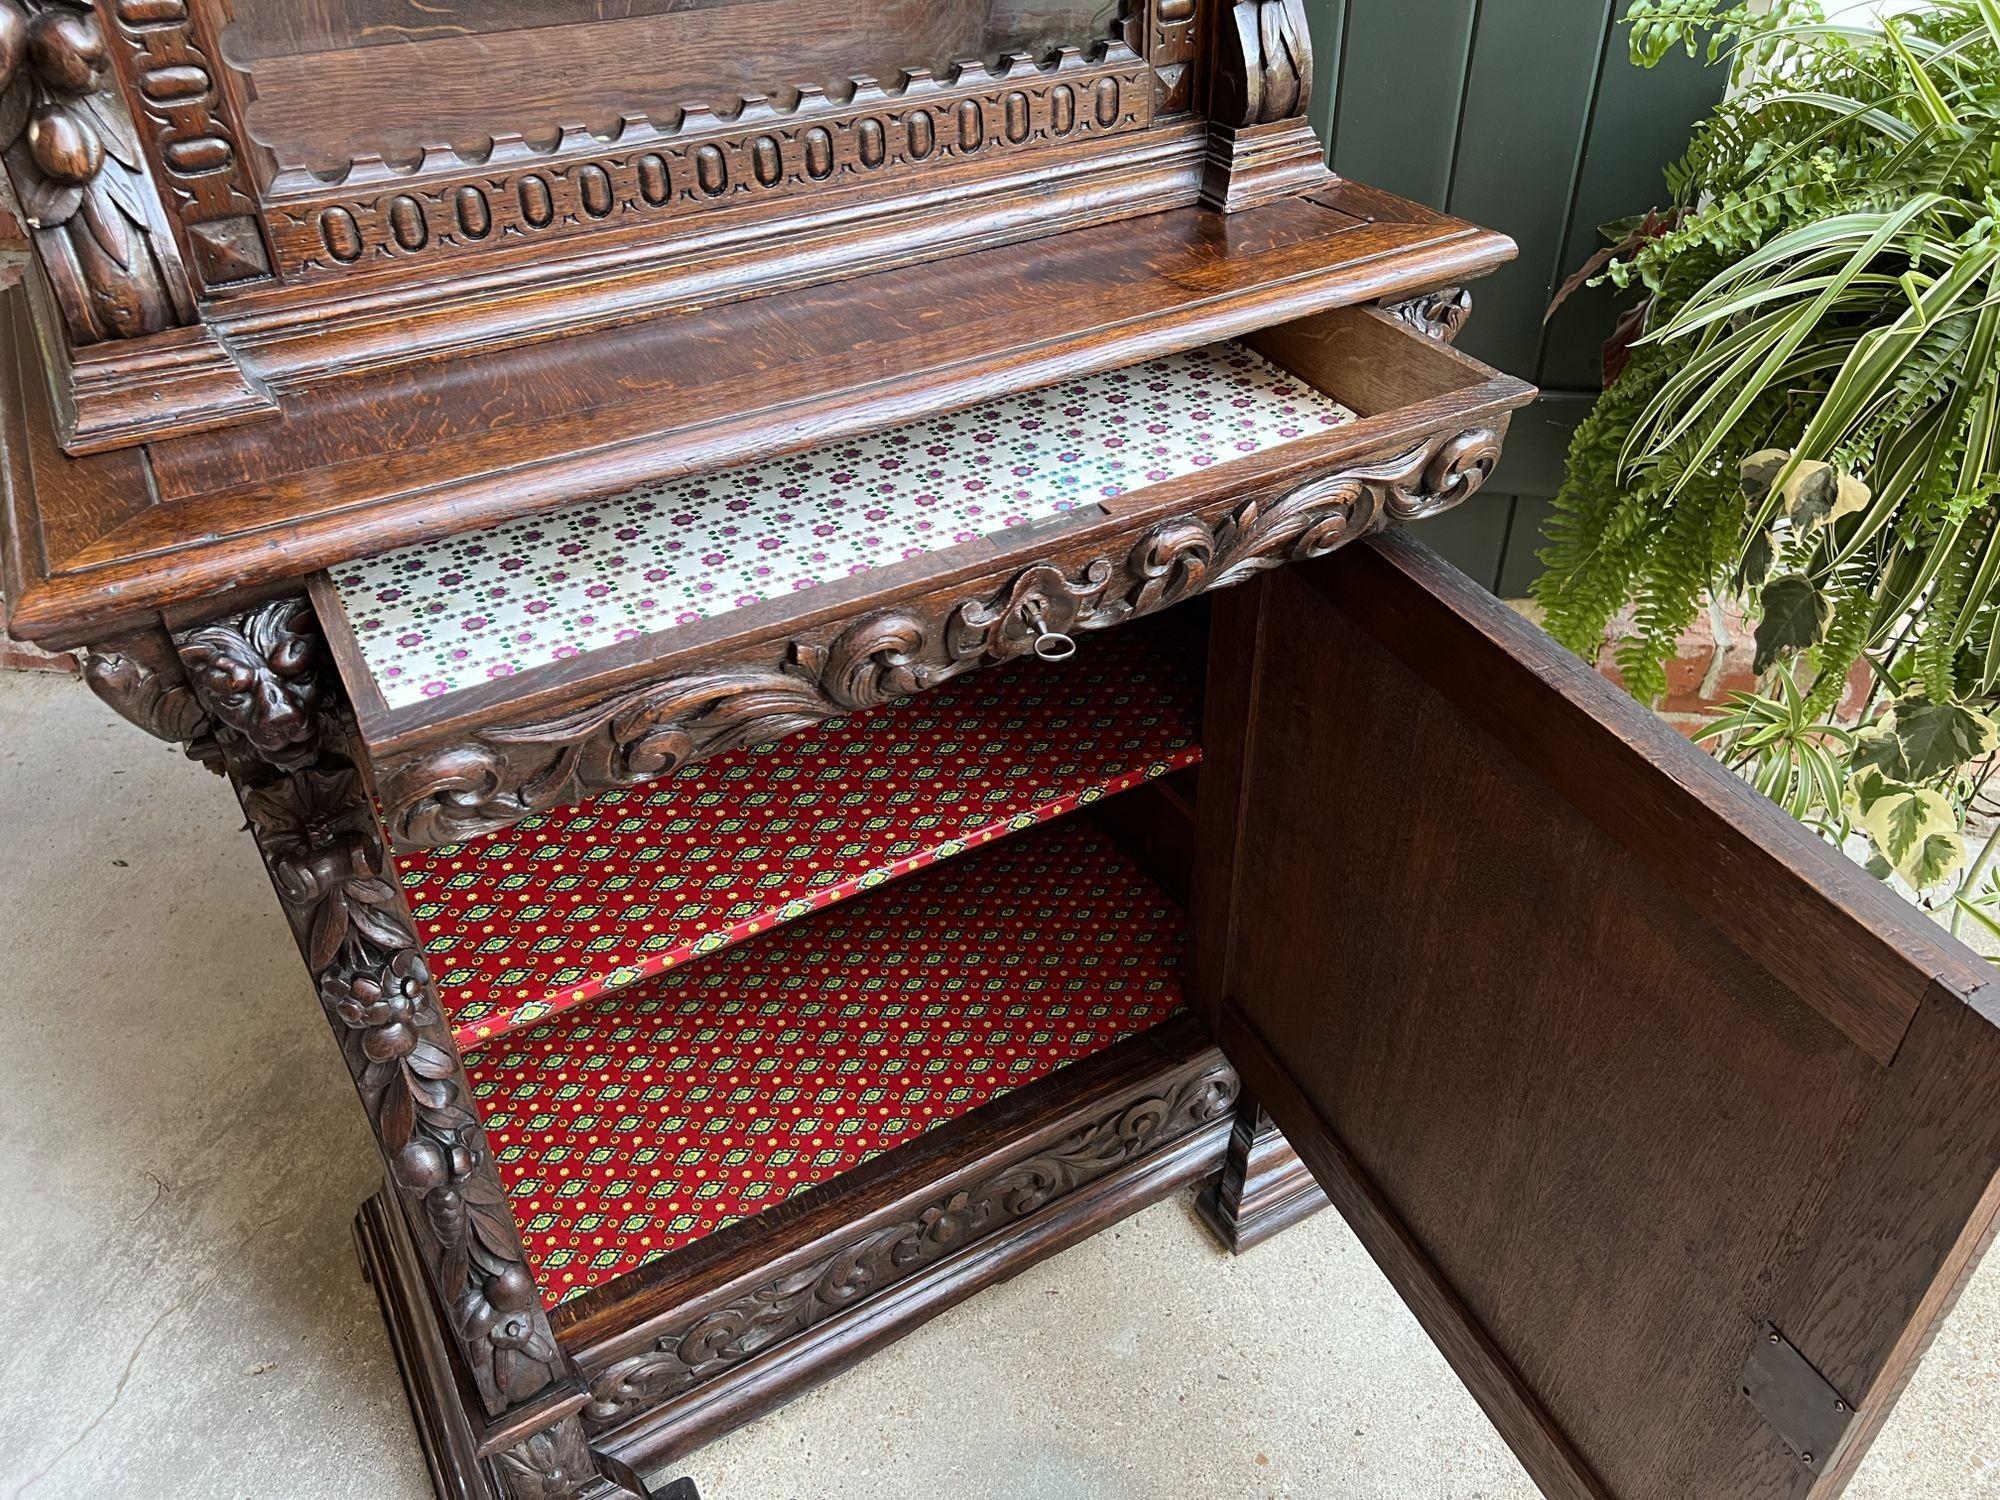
[0,0,196,343]
[171,598,573,1424]
[1199,0,1333,213]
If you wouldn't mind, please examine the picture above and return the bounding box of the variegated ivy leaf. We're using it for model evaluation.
[1845,768,1966,889]
[1784,463,1869,535]
[1891,696,2000,781]
[1753,574,1830,674]
[1849,696,1999,783]
[1736,450,1868,536]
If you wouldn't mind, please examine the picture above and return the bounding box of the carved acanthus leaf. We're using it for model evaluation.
[1212,0,1313,127]
[82,625,219,769]
[490,1415,653,1500]
[1385,287,1473,345]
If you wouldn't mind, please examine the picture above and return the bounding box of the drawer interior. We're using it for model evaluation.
[331,341,1356,711]
[401,617,1202,1051]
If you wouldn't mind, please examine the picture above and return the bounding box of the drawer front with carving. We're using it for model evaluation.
[310,302,1532,849]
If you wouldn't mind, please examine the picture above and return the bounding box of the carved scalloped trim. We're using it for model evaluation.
[263,46,1153,280]
[262,44,1160,282]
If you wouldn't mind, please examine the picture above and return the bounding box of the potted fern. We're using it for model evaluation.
[1537,0,2000,939]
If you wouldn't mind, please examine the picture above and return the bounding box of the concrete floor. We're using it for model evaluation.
[1,668,1995,1500]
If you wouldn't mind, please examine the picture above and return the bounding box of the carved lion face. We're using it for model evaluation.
[179,599,325,769]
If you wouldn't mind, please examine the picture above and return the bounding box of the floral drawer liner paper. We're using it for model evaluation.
[335,341,1356,708]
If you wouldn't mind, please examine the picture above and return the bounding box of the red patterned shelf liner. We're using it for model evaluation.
[398,622,1202,1052]
[465,818,1188,1309]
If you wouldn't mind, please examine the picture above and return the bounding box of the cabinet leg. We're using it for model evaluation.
[1195,1097,1328,1253]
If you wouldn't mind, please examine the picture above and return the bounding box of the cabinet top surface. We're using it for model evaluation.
[0,182,1514,646]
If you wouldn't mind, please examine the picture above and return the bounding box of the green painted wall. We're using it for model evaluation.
[1304,0,1724,593]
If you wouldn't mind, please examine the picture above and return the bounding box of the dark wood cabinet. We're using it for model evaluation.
[3,4,1995,1498]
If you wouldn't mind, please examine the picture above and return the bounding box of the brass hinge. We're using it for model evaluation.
[1740,1321,1860,1478]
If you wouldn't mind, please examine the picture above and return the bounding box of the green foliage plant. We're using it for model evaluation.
[1535,0,2000,935]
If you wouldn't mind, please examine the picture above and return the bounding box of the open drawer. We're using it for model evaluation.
[310,302,1533,849]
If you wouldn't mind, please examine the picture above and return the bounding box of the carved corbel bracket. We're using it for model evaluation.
[380,423,1503,848]
[1385,286,1473,346]
[1199,0,1331,213]
[80,622,222,771]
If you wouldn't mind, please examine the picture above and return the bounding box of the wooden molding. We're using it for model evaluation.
[1194,1100,1329,1253]
[259,45,1153,285]
[1200,117,1331,212]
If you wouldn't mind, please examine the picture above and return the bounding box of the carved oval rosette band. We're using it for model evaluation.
[168,601,569,1421]
[382,424,1503,848]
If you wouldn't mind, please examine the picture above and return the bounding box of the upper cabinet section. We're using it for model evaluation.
[7,0,1320,458]
[224,0,1131,176]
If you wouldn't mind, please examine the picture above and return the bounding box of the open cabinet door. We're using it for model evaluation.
[1192,534,2000,1500]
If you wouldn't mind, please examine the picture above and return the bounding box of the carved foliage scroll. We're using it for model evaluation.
[583,1059,1239,1429]
[1211,0,1312,127]
[1386,287,1473,346]
[176,599,565,1419]
[381,424,1502,848]
[0,0,194,341]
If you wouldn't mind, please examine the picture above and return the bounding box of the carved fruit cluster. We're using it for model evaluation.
[0,1,115,202]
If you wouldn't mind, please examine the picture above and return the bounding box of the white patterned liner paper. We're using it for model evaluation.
[336,341,1357,708]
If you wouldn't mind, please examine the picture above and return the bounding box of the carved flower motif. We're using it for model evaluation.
[323,948,433,1033]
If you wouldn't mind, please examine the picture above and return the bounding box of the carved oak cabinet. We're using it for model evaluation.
[4,4,1997,1498]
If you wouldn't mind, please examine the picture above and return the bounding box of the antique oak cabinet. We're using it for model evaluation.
[4,3,1998,1497]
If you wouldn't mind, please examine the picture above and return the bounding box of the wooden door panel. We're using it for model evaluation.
[1194,535,2000,1499]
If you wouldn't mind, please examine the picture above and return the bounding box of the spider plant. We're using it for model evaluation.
[1536,0,2000,924]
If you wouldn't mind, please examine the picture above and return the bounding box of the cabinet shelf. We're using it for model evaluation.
[463,817,1187,1310]
[399,620,1201,1050]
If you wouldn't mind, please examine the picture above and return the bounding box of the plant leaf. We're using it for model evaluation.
[1891,696,2000,780]
[1755,575,1830,673]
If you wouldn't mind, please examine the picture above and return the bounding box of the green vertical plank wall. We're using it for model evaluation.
[1304,0,1724,593]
